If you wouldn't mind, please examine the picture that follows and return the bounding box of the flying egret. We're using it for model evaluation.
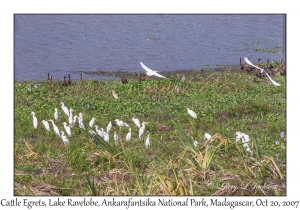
[140,62,167,79]
[115,119,129,127]
[60,102,69,116]
[106,121,112,133]
[63,122,72,137]
[54,108,59,122]
[114,132,119,142]
[49,120,60,138]
[145,131,150,149]
[187,108,197,119]
[69,108,75,127]
[244,57,280,86]
[41,120,50,131]
[60,131,69,145]
[30,112,38,129]
[139,124,145,139]
[132,117,141,128]
[89,117,96,128]
[204,133,212,141]
[126,128,132,141]
[95,125,104,138]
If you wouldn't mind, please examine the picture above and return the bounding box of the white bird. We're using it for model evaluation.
[30,112,38,129]
[78,115,85,129]
[95,125,104,138]
[49,120,60,138]
[103,130,109,142]
[79,112,84,123]
[60,131,69,145]
[204,133,212,141]
[145,131,150,149]
[126,128,132,141]
[106,121,112,133]
[112,90,119,99]
[132,117,141,128]
[54,108,59,122]
[89,117,96,128]
[235,131,251,153]
[187,108,197,119]
[141,122,149,127]
[73,116,78,126]
[139,124,145,139]
[41,120,50,131]
[115,119,129,127]
[69,108,74,127]
[60,102,69,116]
[88,130,97,135]
[194,141,198,147]
[79,121,86,130]
[244,57,280,86]
[114,132,119,142]
[63,122,72,136]
[140,62,167,79]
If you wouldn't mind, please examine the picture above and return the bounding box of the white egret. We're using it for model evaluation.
[204,133,212,141]
[95,125,104,138]
[132,117,141,128]
[140,62,167,79]
[89,117,96,128]
[112,90,119,99]
[54,108,59,122]
[60,131,69,145]
[73,116,78,126]
[106,121,112,133]
[79,121,86,130]
[30,112,38,129]
[194,141,198,147]
[115,119,129,127]
[88,130,97,135]
[60,102,70,116]
[145,131,150,149]
[114,132,119,142]
[244,57,280,86]
[187,108,197,119]
[41,120,50,131]
[103,130,109,142]
[126,128,132,141]
[69,108,74,127]
[141,122,149,127]
[63,122,72,137]
[139,124,145,139]
[235,131,251,153]
[49,120,60,138]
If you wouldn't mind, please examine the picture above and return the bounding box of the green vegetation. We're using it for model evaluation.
[14,70,286,196]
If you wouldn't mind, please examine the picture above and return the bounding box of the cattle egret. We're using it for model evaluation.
[244,57,280,86]
[63,122,72,136]
[60,102,69,116]
[49,120,60,138]
[106,121,112,133]
[30,112,38,129]
[60,131,69,145]
[103,130,109,142]
[114,132,119,142]
[204,133,212,141]
[54,108,59,122]
[95,125,104,138]
[194,141,198,147]
[112,90,119,99]
[126,128,132,141]
[89,130,97,135]
[140,62,167,79]
[41,120,50,131]
[145,131,150,149]
[89,117,96,128]
[187,108,197,119]
[79,121,86,130]
[235,131,251,153]
[132,117,141,128]
[139,125,145,139]
[115,119,129,127]
[69,108,74,127]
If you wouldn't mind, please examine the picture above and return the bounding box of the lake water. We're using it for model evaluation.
[14,14,286,81]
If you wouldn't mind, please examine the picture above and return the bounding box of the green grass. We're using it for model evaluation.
[14,69,286,196]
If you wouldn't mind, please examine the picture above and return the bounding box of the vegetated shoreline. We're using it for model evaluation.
[14,69,286,196]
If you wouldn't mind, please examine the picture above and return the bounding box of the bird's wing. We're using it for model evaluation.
[140,62,166,77]
[244,57,280,86]
[140,62,154,73]
[152,71,167,78]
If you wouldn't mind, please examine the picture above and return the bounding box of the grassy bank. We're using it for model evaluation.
[14,69,286,196]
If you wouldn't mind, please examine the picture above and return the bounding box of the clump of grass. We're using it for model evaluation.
[14,69,286,195]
